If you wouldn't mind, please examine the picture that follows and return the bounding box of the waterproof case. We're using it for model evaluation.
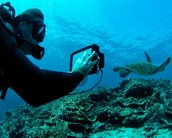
[70,44,104,75]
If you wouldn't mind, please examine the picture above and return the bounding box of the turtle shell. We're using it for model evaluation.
[113,57,171,77]
[122,62,158,75]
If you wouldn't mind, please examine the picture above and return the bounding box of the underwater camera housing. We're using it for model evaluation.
[70,44,104,75]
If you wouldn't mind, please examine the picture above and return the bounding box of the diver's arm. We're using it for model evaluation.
[41,69,83,93]
[6,45,84,106]
[1,26,84,106]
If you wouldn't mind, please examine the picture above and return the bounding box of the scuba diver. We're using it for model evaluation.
[0,2,99,107]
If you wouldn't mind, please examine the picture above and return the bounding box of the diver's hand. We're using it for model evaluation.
[72,51,99,78]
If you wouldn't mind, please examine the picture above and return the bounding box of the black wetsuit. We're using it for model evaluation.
[0,24,83,107]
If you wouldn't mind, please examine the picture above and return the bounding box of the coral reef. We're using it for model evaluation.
[1,78,172,137]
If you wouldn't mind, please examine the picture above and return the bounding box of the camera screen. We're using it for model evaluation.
[71,48,92,71]
[70,44,104,75]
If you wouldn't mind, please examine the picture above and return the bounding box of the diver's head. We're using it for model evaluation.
[13,8,46,43]
[13,8,46,55]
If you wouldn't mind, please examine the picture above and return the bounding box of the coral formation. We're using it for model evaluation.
[1,78,172,137]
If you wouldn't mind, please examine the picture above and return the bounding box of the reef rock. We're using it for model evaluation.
[1,78,172,137]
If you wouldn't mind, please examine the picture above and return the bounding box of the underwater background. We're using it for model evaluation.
[1,0,172,137]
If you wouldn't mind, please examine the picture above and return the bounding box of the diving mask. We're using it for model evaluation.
[32,20,46,42]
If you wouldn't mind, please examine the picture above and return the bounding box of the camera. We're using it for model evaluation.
[70,44,104,75]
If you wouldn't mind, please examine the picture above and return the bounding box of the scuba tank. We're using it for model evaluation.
[0,2,15,100]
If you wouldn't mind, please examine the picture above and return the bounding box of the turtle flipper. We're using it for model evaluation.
[113,67,131,77]
[120,69,131,78]
[155,57,171,72]
[113,67,123,72]
[144,52,152,63]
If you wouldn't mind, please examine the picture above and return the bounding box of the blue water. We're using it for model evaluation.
[1,0,172,120]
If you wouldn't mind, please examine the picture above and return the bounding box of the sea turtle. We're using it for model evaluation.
[113,52,171,78]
